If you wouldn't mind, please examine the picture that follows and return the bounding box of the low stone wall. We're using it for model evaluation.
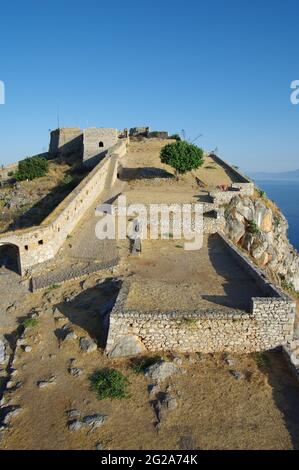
[209,153,252,184]
[105,234,296,355]
[0,141,127,275]
[218,233,284,297]
[209,184,255,207]
[105,278,295,354]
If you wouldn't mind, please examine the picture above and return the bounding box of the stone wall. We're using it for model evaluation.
[0,141,127,275]
[105,234,296,355]
[49,128,83,156]
[209,153,252,184]
[106,282,295,355]
[83,128,118,168]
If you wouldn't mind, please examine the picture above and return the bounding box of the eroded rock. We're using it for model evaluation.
[108,335,145,358]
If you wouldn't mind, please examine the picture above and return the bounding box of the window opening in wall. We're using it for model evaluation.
[99,141,104,148]
[24,245,29,251]
[38,240,43,245]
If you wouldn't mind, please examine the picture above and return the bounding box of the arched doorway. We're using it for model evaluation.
[0,243,21,274]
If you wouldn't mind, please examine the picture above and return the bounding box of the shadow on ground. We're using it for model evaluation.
[118,166,174,181]
[201,234,262,312]
[54,278,122,348]
[258,350,299,449]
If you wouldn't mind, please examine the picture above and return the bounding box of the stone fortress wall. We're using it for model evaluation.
[0,138,127,275]
[49,127,120,168]
[105,152,295,356]
[106,233,296,355]
[207,153,255,206]
[49,128,83,156]
[1,131,297,359]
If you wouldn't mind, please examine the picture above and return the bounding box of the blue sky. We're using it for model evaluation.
[0,0,298,172]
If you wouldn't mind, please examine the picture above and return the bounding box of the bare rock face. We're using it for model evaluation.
[108,335,145,358]
[145,360,181,384]
[260,208,272,233]
[224,194,299,292]
[79,337,97,353]
[226,216,245,243]
[155,392,177,422]
[0,335,11,366]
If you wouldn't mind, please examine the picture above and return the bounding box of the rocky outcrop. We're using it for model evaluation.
[223,195,299,291]
[107,335,145,358]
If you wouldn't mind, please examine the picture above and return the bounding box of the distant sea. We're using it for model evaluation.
[254,179,299,251]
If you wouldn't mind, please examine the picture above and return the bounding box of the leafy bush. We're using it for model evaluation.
[130,356,161,374]
[90,369,129,400]
[257,188,266,198]
[248,220,260,234]
[160,141,204,177]
[15,156,49,181]
[22,317,39,329]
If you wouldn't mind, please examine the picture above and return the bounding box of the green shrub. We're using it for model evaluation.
[22,317,39,329]
[15,156,49,181]
[7,171,15,177]
[46,283,60,292]
[254,352,270,368]
[248,220,260,234]
[274,215,281,227]
[182,317,198,328]
[160,141,204,178]
[130,356,161,374]
[259,190,266,198]
[90,369,129,400]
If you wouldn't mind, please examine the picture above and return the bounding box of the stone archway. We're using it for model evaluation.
[0,243,21,274]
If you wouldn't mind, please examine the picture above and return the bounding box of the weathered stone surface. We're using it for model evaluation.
[108,335,145,358]
[79,337,97,353]
[82,414,107,428]
[145,361,181,383]
[2,406,23,425]
[230,370,245,380]
[68,413,107,431]
[66,409,81,419]
[0,335,11,365]
[226,217,245,243]
[68,367,82,377]
[68,420,84,432]
[155,392,177,422]
[260,209,272,232]
[37,376,56,388]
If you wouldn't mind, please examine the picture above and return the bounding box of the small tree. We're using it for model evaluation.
[15,155,49,181]
[160,141,204,179]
